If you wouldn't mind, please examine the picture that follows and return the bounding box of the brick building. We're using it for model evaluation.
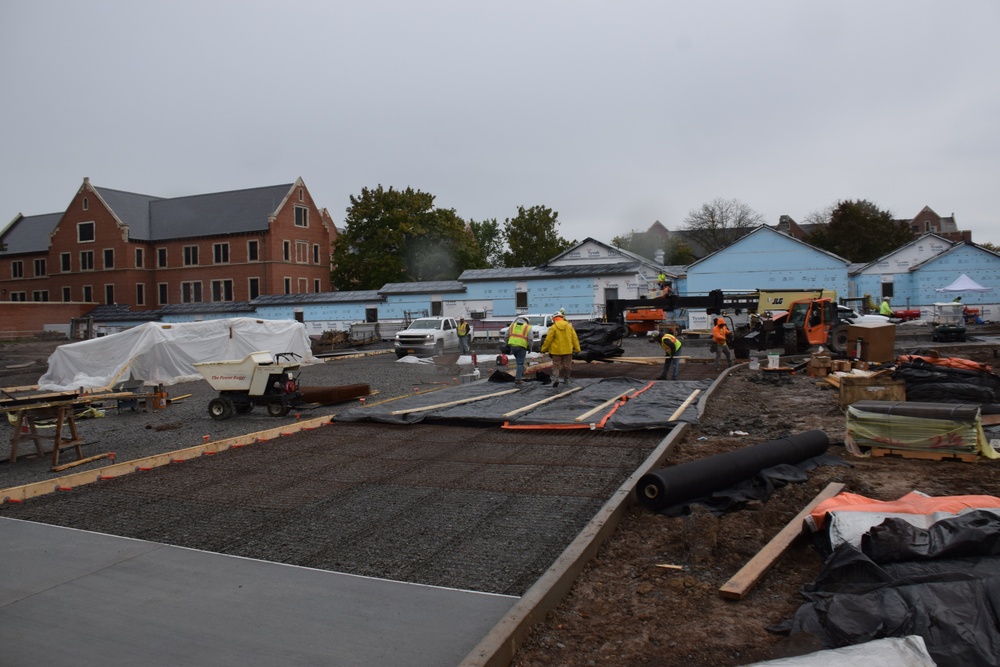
[0,177,337,308]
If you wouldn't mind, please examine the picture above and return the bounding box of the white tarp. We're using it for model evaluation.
[38,318,320,391]
[745,636,935,666]
[935,273,992,292]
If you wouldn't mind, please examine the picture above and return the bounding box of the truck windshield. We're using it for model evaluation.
[408,318,441,329]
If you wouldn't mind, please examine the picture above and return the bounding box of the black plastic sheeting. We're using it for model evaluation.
[573,321,629,362]
[776,511,1000,667]
[893,357,1000,404]
[332,377,712,430]
[636,431,831,514]
[849,400,982,421]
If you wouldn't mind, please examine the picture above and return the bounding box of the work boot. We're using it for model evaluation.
[656,375,666,381]
[552,379,560,387]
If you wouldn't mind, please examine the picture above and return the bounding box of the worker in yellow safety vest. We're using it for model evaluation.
[879,298,893,317]
[457,317,472,354]
[657,332,682,380]
[506,317,532,384]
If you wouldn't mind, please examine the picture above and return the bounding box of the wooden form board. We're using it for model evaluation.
[718,482,845,600]
[0,413,336,504]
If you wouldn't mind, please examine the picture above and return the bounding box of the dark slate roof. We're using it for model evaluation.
[460,262,642,281]
[252,290,383,305]
[0,212,62,255]
[83,304,162,322]
[378,281,466,295]
[142,183,293,241]
[94,187,163,239]
[159,302,256,315]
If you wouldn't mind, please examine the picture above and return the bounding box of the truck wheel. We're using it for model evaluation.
[208,397,234,420]
[395,350,407,359]
[828,324,850,355]
[783,329,798,356]
[435,341,444,355]
[267,402,290,417]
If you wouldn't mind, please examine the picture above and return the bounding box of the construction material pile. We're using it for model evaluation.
[893,354,1000,404]
[573,321,629,362]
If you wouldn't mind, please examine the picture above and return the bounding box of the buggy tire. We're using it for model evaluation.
[733,338,750,360]
[208,397,235,421]
[267,402,290,417]
[828,323,850,355]
[783,329,798,356]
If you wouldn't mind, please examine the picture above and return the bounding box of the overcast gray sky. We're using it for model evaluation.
[3,1,998,247]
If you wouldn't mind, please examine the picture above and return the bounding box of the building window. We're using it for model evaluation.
[313,244,320,264]
[247,240,259,262]
[298,277,307,293]
[314,278,321,293]
[32,291,49,302]
[62,286,71,302]
[61,253,71,272]
[283,277,291,295]
[294,206,308,227]
[33,259,46,277]
[11,260,23,278]
[10,292,26,301]
[295,241,309,263]
[135,248,144,268]
[211,279,233,302]
[80,251,94,271]
[157,248,167,268]
[136,283,145,306]
[298,187,304,202]
[213,243,230,264]
[181,281,203,303]
[105,284,115,304]
[183,245,199,266]
[83,285,93,302]
[881,283,895,299]
[78,221,95,243]
[248,277,260,300]
[103,249,114,269]
[283,241,290,261]
[515,292,528,309]
[158,283,168,305]
[83,197,88,211]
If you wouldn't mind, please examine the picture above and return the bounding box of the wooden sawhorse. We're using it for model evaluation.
[8,404,84,466]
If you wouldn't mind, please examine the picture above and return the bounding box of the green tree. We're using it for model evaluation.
[682,197,764,253]
[330,185,479,289]
[500,205,575,267]
[806,199,913,263]
[468,218,505,268]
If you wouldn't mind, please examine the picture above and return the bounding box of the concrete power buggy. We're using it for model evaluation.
[193,351,303,420]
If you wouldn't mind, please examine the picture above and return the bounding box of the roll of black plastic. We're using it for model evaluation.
[636,430,830,511]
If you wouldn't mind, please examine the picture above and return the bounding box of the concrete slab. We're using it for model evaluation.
[0,517,516,667]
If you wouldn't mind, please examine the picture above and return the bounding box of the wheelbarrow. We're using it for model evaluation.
[432,352,462,376]
[193,351,303,420]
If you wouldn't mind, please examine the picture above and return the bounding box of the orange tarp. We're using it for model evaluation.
[897,354,994,374]
[807,490,1000,531]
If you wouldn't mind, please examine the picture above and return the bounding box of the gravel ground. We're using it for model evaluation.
[0,336,709,490]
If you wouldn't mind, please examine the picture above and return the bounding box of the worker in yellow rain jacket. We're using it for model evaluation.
[540,312,581,388]
[657,332,682,380]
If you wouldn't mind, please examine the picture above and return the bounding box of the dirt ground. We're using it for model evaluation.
[511,348,1000,667]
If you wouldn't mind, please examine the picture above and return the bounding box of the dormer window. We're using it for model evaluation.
[298,188,304,202]
[78,221,95,242]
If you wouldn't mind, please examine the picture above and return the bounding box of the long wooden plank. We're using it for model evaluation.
[501,386,583,418]
[667,389,701,422]
[51,452,113,472]
[718,482,846,600]
[574,391,632,422]
[388,388,521,415]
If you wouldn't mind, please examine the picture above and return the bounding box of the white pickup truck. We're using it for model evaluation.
[499,313,555,352]
[394,317,461,358]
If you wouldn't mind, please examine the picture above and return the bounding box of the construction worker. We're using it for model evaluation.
[506,316,531,384]
[456,317,472,355]
[657,331,682,380]
[540,312,581,388]
[879,297,893,317]
[657,271,667,289]
[712,317,733,370]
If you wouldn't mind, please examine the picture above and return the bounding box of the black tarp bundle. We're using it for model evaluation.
[635,430,832,515]
[777,511,1000,667]
[572,320,629,361]
[893,357,1000,404]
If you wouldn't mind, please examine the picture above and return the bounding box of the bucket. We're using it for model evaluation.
[767,353,780,369]
[749,355,759,371]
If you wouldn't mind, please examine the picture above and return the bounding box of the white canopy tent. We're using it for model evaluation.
[935,273,993,293]
[38,318,320,392]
